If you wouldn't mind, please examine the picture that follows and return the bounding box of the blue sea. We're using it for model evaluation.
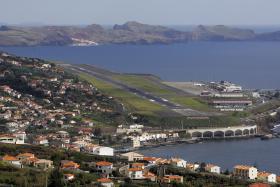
[1,42,280,89]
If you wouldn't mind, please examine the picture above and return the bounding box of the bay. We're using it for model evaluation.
[1,42,280,89]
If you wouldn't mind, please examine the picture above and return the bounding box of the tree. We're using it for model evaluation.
[223,169,230,175]
[200,162,206,172]
[48,168,66,187]
[93,128,102,137]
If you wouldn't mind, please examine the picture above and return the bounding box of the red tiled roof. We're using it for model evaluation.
[164,175,182,180]
[131,163,144,167]
[97,178,112,183]
[143,157,157,161]
[96,161,113,167]
[2,155,18,161]
[249,183,271,187]
[17,153,35,158]
[128,168,143,172]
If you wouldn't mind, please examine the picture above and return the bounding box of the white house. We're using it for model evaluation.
[233,165,258,180]
[0,134,18,144]
[170,158,187,168]
[95,161,113,177]
[127,168,144,179]
[121,152,144,162]
[131,138,141,148]
[205,164,221,174]
[86,146,114,156]
[33,136,49,146]
[258,172,277,183]
[97,178,114,187]
[186,163,200,171]
[126,163,145,180]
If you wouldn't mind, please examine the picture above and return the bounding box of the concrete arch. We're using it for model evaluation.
[186,125,257,139]
[243,129,249,135]
[225,130,235,137]
[203,131,214,138]
[192,131,202,138]
[186,132,192,138]
[214,131,224,138]
[235,129,243,136]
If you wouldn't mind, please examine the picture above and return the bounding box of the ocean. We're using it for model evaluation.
[1,42,280,89]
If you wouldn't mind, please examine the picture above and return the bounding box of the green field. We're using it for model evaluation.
[113,74,211,111]
[79,73,165,115]
[113,74,175,95]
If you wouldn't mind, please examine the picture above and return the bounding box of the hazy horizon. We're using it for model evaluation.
[1,0,280,26]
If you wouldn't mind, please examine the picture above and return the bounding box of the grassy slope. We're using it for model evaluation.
[79,73,164,116]
[250,99,280,114]
[113,74,211,111]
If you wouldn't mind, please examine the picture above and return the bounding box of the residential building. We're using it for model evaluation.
[0,134,18,144]
[1,155,22,168]
[16,153,35,161]
[143,157,158,165]
[170,158,187,168]
[130,163,145,170]
[121,152,144,162]
[233,165,258,180]
[186,163,200,171]
[97,178,114,187]
[205,164,221,174]
[131,138,141,148]
[127,167,144,179]
[161,175,183,184]
[61,160,80,170]
[258,172,276,183]
[143,171,157,182]
[33,159,53,170]
[277,176,280,184]
[13,131,26,144]
[155,158,170,165]
[95,161,113,177]
[126,162,145,180]
[33,136,49,146]
[85,145,114,156]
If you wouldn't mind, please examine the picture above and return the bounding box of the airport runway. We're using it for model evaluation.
[64,64,211,117]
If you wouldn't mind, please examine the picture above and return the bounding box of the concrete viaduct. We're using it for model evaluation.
[186,125,257,139]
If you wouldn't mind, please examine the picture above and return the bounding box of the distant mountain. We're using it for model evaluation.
[192,25,256,41]
[255,30,280,41]
[0,22,280,46]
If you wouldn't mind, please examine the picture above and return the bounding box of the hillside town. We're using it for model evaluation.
[0,52,280,186]
[1,147,280,186]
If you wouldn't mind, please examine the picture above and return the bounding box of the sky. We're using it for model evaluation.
[0,0,279,26]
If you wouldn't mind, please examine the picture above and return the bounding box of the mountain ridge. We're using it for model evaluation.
[0,21,279,46]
